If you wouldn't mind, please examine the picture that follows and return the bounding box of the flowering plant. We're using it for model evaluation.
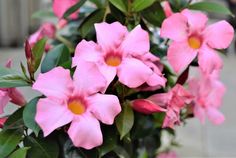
[0,0,234,158]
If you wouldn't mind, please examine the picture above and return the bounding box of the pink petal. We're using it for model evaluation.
[131,99,166,114]
[35,98,73,136]
[87,93,121,124]
[68,114,102,149]
[73,61,106,96]
[181,9,208,31]
[0,117,7,128]
[162,109,179,128]
[5,59,12,68]
[198,45,223,74]
[148,93,172,107]
[33,67,73,100]
[40,22,56,38]
[206,107,225,125]
[162,1,173,17]
[204,20,234,49]
[8,88,26,106]
[167,41,197,73]
[161,13,188,41]
[72,40,103,67]
[121,25,150,56]
[98,64,117,91]
[194,105,206,124]
[117,57,152,88]
[0,90,10,114]
[95,22,128,51]
[53,0,79,19]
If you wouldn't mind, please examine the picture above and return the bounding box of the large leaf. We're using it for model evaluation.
[0,67,29,88]
[115,102,134,139]
[9,147,30,158]
[132,0,155,12]
[188,2,233,16]
[24,135,59,158]
[0,129,23,158]
[23,97,41,136]
[63,0,87,19]
[32,38,47,72]
[78,9,105,37]
[109,0,128,13]
[3,107,24,130]
[41,44,70,73]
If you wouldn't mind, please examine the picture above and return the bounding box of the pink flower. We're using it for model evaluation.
[157,151,178,158]
[0,117,7,128]
[73,22,166,90]
[0,60,26,114]
[162,1,173,18]
[53,0,79,20]
[188,69,225,125]
[28,22,56,51]
[161,9,234,73]
[148,84,193,128]
[32,61,121,149]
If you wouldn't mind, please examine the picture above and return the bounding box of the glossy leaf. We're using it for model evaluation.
[63,0,87,19]
[188,2,233,16]
[32,38,47,72]
[109,0,128,13]
[41,44,70,73]
[9,147,30,158]
[23,97,41,136]
[132,0,155,12]
[116,102,134,139]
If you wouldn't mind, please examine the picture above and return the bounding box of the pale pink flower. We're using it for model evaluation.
[148,84,193,128]
[0,117,7,128]
[73,22,166,89]
[53,0,79,20]
[157,151,178,158]
[0,60,26,114]
[33,61,121,149]
[161,9,234,73]
[162,1,173,18]
[188,69,225,125]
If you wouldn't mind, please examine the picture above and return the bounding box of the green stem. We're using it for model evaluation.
[56,34,74,53]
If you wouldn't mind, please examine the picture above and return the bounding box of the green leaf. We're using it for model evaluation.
[109,0,128,13]
[41,44,70,73]
[89,0,105,8]
[9,147,30,158]
[78,9,105,37]
[32,10,55,19]
[115,102,134,139]
[188,2,233,16]
[113,146,130,158]
[0,129,23,158]
[23,97,41,136]
[132,0,155,12]
[24,135,59,158]
[3,107,24,130]
[63,0,87,19]
[32,38,47,72]
[0,67,29,88]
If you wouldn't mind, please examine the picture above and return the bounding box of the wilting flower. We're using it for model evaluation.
[0,117,7,128]
[161,9,234,73]
[73,22,166,90]
[33,61,121,149]
[188,69,225,125]
[0,60,26,114]
[162,1,173,18]
[28,22,56,51]
[157,151,178,158]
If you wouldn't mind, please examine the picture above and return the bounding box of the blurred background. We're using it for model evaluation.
[0,0,236,157]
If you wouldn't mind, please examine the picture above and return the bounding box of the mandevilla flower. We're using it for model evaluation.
[73,22,166,90]
[188,69,225,125]
[33,61,121,149]
[161,9,234,73]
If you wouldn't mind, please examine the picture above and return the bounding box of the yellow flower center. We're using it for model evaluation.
[68,100,86,115]
[188,36,201,49]
[105,55,121,67]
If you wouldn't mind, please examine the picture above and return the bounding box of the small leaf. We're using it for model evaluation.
[115,102,134,139]
[109,0,128,13]
[0,67,29,88]
[32,38,47,72]
[132,0,155,12]
[78,9,105,37]
[188,2,233,16]
[0,129,23,158]
[23,97,41,136]
[41,44,70,73]
[32,10,55,19]
[63,0,87,19]
[9,147,30,158]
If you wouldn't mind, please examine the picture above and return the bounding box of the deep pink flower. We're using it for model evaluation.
[0,117,7,128]
[162,1,173,18]
[33,61,121,149]
[188,69,225,125]
[157,151,178,158]
[161,9,234,73]
[148,84,193,128]
[53,0,79,20]
[73,22,166,90]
